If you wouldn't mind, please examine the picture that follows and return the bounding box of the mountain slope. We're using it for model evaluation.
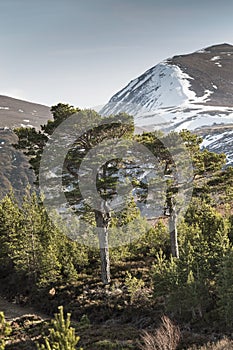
[0,96,52,199]
[101,44,233,164]
[0,95,52,129]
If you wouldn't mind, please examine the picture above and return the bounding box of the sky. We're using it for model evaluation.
[0,0,233,109]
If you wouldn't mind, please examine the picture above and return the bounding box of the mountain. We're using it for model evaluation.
[101,43,233,165]
[1,43,233,198]
[0,95,52,199]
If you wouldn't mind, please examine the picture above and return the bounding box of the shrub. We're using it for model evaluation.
[0,311,11,350]
[125,272,145,303]
[36,305,83,350]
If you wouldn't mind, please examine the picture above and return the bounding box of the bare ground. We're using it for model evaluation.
[0,296,49,321]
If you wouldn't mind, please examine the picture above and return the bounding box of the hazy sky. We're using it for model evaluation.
[0,0,233,108]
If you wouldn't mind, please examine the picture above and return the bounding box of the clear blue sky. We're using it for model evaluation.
[0,0,233,108]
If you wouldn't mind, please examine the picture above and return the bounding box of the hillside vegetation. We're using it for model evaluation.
[0,104,233,349]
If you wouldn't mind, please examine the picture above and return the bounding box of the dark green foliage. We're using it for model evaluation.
[152,199,231,321]
[0,191,21,276]
[216,248,233,328]
[0,191,88,291]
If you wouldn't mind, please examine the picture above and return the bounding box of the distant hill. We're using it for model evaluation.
[0,95,52,199]
[0,95,51,129]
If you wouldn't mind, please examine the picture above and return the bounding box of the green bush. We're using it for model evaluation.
[37,305,83,350]
[125,272,145,303]
[0,311,11,350]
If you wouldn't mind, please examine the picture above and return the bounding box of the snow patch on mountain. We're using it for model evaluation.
[210,56,221,61]
[201,133,226,148]
[200,129,233,165]
[101,62,216,117]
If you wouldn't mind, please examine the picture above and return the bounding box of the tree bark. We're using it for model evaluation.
[169,210,179,258]
[94,210,111,285]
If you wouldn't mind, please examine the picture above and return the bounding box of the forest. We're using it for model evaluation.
[0,104,233,349]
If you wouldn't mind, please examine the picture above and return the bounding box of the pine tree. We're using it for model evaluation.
[15,105,134,285]
[0,190,87,290]
[136,130,226,258]
[153,250,179,299]
[216,248,233,328]
[135,130,193,258]
[0,191,23,281]
[37,306,83,350]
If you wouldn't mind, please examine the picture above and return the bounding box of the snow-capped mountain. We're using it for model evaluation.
[101,43,233,164]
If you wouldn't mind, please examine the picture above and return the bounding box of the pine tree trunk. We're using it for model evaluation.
[169,210,179,258]
[95,210,111,285]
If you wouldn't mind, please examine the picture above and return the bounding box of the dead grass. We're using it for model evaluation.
[188,337,233,350]
[139,315,181,350]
